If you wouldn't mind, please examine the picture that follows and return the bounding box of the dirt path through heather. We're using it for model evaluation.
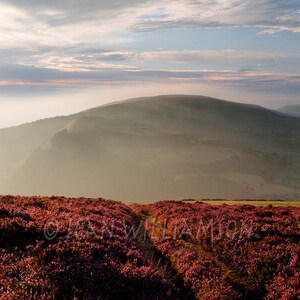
[131,207,196,299]
[130,205,257,300]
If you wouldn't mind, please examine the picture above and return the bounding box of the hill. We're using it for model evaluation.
[1,95,300,202]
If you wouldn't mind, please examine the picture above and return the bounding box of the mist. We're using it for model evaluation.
[1,83,299,129]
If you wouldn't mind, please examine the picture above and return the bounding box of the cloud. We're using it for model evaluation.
[136,50,278,63]
[14,49,280,74]
[1,44,294,94]
[0,0,299,54]
[0,1,138,52]
[0,1,299,97]
[0,0,298,79]
[1,62,299,96]
[132,0,300,35]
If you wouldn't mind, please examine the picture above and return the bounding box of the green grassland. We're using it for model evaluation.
[141,199,300,207]
[200,200,300,207]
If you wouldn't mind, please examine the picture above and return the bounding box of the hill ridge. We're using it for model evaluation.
[0,95,300,202]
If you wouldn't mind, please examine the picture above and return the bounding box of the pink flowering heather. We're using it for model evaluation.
[136,201,300,299]
[0,196,179,299]
[1,196,299,299]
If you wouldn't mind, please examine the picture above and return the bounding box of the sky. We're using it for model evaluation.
[0,0,300,128]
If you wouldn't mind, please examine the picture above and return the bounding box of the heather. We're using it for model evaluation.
[137,201,300,299]
[0,196,299,299]
[0,196,178,299]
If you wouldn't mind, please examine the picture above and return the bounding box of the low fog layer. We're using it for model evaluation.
[0,95,300,202]
[279,105,300,118]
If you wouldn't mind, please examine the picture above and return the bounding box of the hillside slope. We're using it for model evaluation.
[1,95,300,201]
[0,116,72,186]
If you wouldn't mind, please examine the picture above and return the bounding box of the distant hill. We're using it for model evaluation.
[1,95,300,202]
[278,104,300,118]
